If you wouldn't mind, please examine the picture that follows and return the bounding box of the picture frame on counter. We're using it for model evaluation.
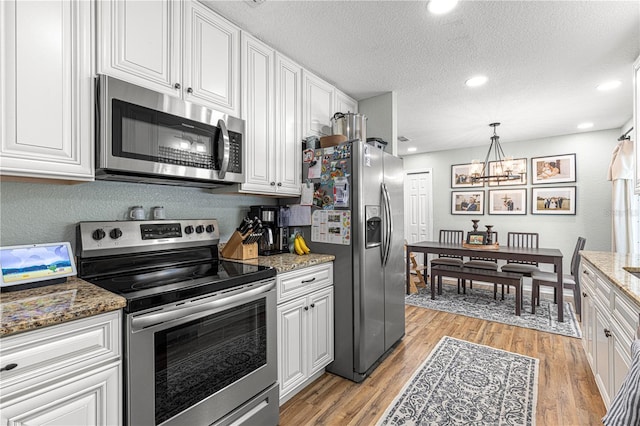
[451,190,484,215]
[488,189,527,215]
[451,163,484,188]
[531,153,576,185]
[531,186,576,215]
[488,158,528,186]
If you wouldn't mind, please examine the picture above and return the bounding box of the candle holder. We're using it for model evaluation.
[485,225,494,244]
[471,220,480,232]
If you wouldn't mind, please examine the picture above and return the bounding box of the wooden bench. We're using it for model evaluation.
[430,265,524,316]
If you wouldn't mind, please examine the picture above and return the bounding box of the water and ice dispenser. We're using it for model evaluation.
[365,205,382,248]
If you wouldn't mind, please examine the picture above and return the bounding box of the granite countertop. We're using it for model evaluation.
[580,250,640,307]
[0,277,126,338]
[222,252,335,273]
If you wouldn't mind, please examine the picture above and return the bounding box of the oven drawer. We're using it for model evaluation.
[0,311,121,398]
[213,383,279,426]
[277,262,334,304]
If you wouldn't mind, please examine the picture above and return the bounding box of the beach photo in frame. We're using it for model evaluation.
[488,189,527,215]
[451,163,484,188]
[531,153,576,184]
[531,186,576,215]
[488,158,527,186]
[451,190,484,215]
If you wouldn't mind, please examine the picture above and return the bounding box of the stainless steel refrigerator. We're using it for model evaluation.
[301,140,405,382]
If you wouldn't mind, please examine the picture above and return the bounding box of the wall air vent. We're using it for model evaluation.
[398,136,411,142]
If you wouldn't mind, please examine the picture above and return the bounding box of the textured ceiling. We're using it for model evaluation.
[204,0,640,155]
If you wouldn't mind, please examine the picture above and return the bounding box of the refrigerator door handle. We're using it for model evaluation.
[381,183,392,267]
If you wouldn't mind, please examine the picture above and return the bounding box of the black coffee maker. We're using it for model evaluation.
[249,206,289,255]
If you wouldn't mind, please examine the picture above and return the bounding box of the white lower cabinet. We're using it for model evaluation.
[0,311,122,426]
[580,258,639,407]
[277,263,334,405]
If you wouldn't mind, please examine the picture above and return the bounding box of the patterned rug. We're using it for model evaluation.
[378,336,539,426]
[405,284,581,338]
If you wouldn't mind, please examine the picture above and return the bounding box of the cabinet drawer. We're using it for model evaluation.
[612,289,640,339]
[0,311,121,398]
[593,272,612,308]
[580,261,597,292]
[277,262,333,303]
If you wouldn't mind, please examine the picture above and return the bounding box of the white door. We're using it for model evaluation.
[302,70,334,137]
[404,170,433,265]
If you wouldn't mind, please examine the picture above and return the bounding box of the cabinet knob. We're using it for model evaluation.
[187,87,193,94]
[174,83,181,89]
[582,292,587,298]
[583,270,590,275]
[0,363,18,372]
[304,306,309,311]
[310,303,315,308]
[277,182,282,187]
[604,328,612,338]
[270,182,276,186]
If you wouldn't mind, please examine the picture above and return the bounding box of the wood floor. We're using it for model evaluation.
[279,294,606,425]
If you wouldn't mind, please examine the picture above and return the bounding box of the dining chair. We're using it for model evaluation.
[462,231,499,296]
[500,232,541,275]
[429,230,464,293]
[531,236,586,317]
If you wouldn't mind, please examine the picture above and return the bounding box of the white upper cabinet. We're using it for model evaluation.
[0,0,94,181]
[240,34,301,196]
[98,0,239,116]
[334,89,358,115]
[634,55,640,194]
[302,70,334,138]
[183,1,239,115]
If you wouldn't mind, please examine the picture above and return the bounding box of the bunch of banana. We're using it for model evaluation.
[293,233,311,255]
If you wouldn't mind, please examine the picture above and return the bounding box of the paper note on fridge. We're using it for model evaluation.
[288,205,312,226]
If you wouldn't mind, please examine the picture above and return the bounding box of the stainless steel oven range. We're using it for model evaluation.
[76,219,278,426]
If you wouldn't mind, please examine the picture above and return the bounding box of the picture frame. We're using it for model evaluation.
[451,163,484,188]
[466,231,487,245]
[451,190,484,215]
[531,153,576,185]
[531,186,576,215]
[488,158,527,186]
[488,189,527,215]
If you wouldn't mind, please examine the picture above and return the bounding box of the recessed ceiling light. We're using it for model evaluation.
[427,0,458,15]
[596,80,621,91]
[465,75,488,87]
[407,147,417,152]
[577,122,594,129]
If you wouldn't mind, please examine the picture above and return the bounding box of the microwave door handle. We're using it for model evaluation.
[217,119,230,179]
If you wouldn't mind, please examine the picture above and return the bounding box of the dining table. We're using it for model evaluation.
[405,241,566,321]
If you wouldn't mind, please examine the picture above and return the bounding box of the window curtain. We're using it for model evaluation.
[607,138,638,254]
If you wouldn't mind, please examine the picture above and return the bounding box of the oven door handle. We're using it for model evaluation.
[131,281,275,331]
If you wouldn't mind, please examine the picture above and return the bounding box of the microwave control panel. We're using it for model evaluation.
[227,132,242,173]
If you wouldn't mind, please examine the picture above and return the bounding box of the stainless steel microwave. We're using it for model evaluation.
[95,75,244,188]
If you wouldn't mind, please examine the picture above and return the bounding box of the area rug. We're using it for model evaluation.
[405,284,581,338]
[378,336,539,426]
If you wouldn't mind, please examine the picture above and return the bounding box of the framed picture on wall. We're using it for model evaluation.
[488,158,528,186]
[451,190,484,215]
[531,153,576,184]
[451,163,484,188]
[488,189,527,215]
[531,186,576,215]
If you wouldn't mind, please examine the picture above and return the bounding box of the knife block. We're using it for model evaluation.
[221,231,258,260]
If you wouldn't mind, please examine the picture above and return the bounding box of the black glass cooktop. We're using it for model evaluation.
[78,248,275,313]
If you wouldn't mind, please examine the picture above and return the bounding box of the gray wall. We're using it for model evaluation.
[402,128,621,271]
[0,180,275,250]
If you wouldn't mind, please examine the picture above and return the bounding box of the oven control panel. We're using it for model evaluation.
[76,219,220,257]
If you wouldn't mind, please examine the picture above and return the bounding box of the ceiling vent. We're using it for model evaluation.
[246,0,266,7]
[398,136,411,142]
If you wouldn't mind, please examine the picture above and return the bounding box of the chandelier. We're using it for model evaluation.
[470,122,521,183]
